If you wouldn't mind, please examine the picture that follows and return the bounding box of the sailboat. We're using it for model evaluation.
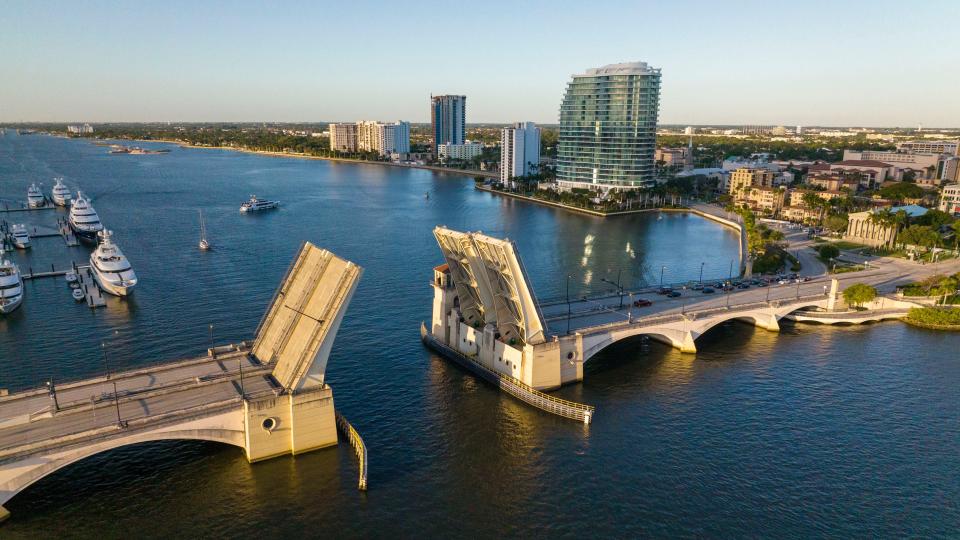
[198,210,211,251]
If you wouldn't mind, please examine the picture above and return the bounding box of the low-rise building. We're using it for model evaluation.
[789,189,841,207]
[939,183,960,215]
[897,140,959,156]
[67,124,94,134]
[829,160,895,188]
[843,149,941,173]
[781,205,822,223]
[806,172,860,192]
[437,141,484,161]
[844,211,898,248]
[655,147,693,170]
[745,186,786,214]
[729,167,775,195]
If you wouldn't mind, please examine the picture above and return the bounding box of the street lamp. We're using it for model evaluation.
[660,265,667,288]
[101,341,110,380]
[699,262,705,285]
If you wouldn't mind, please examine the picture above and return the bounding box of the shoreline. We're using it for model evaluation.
[102,137,499,179]
[476,185,749,267]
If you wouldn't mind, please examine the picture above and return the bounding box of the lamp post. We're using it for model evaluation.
[660,265,666,289]
[566,274,572,335]
[796,278,801,299]
[112,381,124,428]
[699,262,705,285]
[728,259,734,281]
[101,341,110,380]
[208,323,214,353]
[628,292,634,322]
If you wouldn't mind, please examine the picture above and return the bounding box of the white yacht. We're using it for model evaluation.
[10,224,30,249]
[239,195,279,213]
[27,183,45,208]
[89,230,137,296]
[51,178,72,206]
[68,191,104,243]
[0,259,23,314]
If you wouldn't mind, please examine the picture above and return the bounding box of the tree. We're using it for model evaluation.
[824,214,849,234]
[818,244,840,260]
[898,225,940,249]
[879,182,923,202]
[914,209,955,229]
[843,283,877,309]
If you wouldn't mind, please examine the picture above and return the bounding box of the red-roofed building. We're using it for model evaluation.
[829,160,895,188]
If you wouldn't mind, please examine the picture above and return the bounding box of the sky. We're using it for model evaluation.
[1,0,958,127]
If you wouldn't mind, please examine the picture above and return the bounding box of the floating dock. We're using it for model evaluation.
[76,265,106,308]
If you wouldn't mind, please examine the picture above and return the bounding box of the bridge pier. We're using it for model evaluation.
[751,312,781,332]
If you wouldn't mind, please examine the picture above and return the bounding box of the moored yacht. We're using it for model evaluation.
[10,224,30,249]
[89,230,137,296]
[27,183,44,208]
[239,195,279,213]
[0,259,23,314]
[68,191,104,243]
[51,178,72,206]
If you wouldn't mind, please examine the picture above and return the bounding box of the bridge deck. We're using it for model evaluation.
[540,269,915,335]
[0,348,274,462]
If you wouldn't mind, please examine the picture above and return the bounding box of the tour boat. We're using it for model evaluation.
[89,230,137,296]
[239,195,279,213]
[51,178,72,206]
[0,259,24,314]
[10,224,30,249]
[68,191,104,243]
[198,210,211,251]
[27,183,44,208]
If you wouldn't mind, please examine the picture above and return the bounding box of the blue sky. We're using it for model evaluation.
[1,0,957,126]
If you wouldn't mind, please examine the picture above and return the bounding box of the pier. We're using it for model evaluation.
[0,242,365,523]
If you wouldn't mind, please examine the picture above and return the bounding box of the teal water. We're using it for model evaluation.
[0,133,958,538]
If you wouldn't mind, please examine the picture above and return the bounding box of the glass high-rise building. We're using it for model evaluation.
[557,62,661,191]
[431,95,466,154]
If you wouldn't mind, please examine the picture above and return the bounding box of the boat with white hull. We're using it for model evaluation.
[27,183,44,208]
[0,259,23,314]
[90,230,137,296]
[68,191,104,243]
[51,178,72,206]
[239,195,279,213]
[10,224,30,249]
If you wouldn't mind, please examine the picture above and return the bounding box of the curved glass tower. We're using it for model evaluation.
[557,62,661,191]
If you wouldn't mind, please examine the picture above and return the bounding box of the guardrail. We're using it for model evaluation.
[335,411,368,491]
[421,323,594,424]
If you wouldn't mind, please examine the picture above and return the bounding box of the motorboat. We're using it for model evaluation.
[10,224,30,249]
[72,288,85,301]
[65,271,78,284]
[198,210,211,250]
[27,183,45,208]
[89,230,137,296]
[68,191,104,243]
[0,259,23,314]
[239,195,279,213]
[51,178,72,206]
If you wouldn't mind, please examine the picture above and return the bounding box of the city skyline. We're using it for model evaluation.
[1,0,959,126]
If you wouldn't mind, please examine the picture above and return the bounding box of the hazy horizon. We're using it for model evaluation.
[2,0,958,126]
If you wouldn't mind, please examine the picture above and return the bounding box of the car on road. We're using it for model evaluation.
[657,287,673,295]
[633,298,653,307]
[737,283,750,289]
[701,287,715,294]
[778,279,789,285]
[667,291,681,298]
[756,281,768,287]
[691,283,704,291]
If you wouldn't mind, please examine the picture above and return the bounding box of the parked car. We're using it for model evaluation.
[778,279,789,285]
[657,287,673,295]
[737,283,750,289]
[667,291,681,298]
[756,281,768,287]
[634,298,653,307]
[702,287,715,294]
[691,283,704,291]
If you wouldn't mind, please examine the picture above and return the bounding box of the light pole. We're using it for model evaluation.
[728,259,734,282]
[699,262,705,285]
[101,341,110,380]
[660,265,666,289]
[208,323,214,353]
[796,279,801,299]
[628,292,634,322]
[566,275,572,335]
[112,380,124,428]
[766,283,771,303]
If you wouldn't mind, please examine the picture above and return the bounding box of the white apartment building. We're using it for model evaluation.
[356,121,410,156]
[500,122,541,183]
[329,123,359,152]
[67,124,94,134]
[437,141,484,161]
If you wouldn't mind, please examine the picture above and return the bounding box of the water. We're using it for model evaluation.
[0,134,958,537]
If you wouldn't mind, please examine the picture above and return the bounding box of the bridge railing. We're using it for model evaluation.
[574,293,828,334]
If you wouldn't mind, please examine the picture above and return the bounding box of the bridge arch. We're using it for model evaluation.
[0,426,245,511]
